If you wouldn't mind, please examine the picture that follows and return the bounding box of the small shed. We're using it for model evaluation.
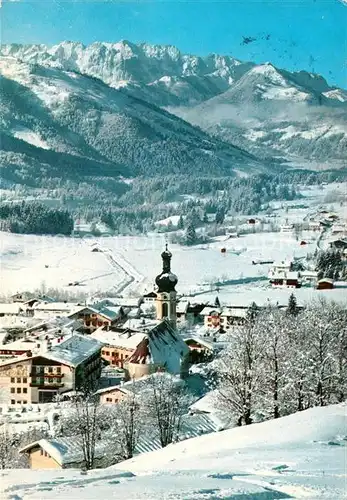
[317,278,334,290]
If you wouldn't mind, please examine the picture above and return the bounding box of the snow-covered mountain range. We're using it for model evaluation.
[1,40,346,184]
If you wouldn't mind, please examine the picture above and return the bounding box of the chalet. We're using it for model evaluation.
[317,278,334,290]
[0,303,23,317]
[269,271,301,288]
[31,302,77,319]
[20,409,224,470]
[97,384,133,404]
[19,436,115,470]
[200,306,248,331]
[68,305,124,333]
[0,334,103,405]
[142,291,157,304]
[182,335,214,364]
[200,307,222,330]
[91,327,146,368]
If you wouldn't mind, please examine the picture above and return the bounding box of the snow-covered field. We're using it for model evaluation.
[1,403,346,499]
[0,184,346,306]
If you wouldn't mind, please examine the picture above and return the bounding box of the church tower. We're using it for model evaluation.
[155,245,178,329]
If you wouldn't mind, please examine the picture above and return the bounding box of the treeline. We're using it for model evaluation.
[316,249,347,280]
[212,298,347,426]
[0,202,74,235]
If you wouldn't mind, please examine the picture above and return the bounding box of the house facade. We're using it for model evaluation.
[0,334,103,404]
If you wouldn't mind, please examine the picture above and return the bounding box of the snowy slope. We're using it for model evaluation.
[2,403,346,499]
[0,41,254,107]
[2,41,345,168]
[0,56,264,183]
[175,63,347,163]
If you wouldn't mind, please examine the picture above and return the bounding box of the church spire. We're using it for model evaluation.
[155,245,177,293]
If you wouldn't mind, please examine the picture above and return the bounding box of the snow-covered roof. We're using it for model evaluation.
[43,333,103,367]
[121,318,159,330]
[0,303,23,315]
[182,335,214,350]
[0,338,37,351]
[129,320,189,375]
[176,301,189,314]
[19,436,108,466]
[200,307,221,316]
[220,307,248,318]
[91,329,147,350]
[32,302,77,312]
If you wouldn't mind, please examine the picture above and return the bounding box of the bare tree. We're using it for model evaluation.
[142,373,192,448]
[214,321,264,426]
[106,390,142,460]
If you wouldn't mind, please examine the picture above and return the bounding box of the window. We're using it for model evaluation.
[162,302,168,317]
[48,367,53,373]
[23,377,27,383]
[11,388,15,393]
[105,351,110,356]
[48,378,53,383]
[10,377,15,383]
[11,400,15,405]
[17,388,21,394]
[17,377,21,383]
[23,388,27,394]
[23,400,27,404]
[106,397,112,402]
[57,367,61,374]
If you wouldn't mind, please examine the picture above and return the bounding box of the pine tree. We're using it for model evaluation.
[185,221,197,246]
[214,296,221,308]
[246,302,259,324]
[177,215,184,230]
[287,293,298,316]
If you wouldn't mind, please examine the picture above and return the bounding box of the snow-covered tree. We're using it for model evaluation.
[141,373,192,447]
[0,426,16,469]
[214,322,264,425]
[185,221,197,246]
[287,293,298,316]
[107,391,142,460]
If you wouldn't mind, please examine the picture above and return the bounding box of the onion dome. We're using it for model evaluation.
[155,244,178,292]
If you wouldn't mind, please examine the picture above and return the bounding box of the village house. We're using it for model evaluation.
[0,303,24,318]
[269,271,301,288]
[31,301,78,319]
[200,306,249,331]
[182,335,214,364]
[317,278,334,290]
[0,333,103,405]
[142,291,157,304]
[68,305,125,334]
[97,384,133,404]
[91,327,147,368]
[20,408,224,470]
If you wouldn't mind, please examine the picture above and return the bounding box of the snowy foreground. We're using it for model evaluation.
[2,404,346,499]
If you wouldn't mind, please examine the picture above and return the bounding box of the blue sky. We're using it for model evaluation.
[2,0,347,88]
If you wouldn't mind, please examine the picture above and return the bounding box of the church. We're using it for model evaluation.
[91,245,189,379]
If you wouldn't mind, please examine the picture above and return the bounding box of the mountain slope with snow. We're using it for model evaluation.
[2,403,346,499]
[174,63,347,163]
[0,56,264,187]
[2,41,346,166]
